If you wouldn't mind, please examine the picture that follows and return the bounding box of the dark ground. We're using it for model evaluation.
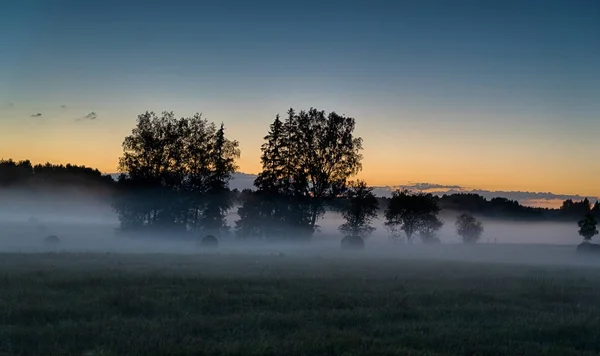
[1,252,600,356]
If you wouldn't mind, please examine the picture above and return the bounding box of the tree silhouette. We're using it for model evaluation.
[236,116,299,240]
[384,189,441,243]
[418,214,444,244]
[253,115,289,195]
[285,108,363,230]
[455,213,484,244]
[235,190,268,239]
[199,123,240,236]
[115,111,239,234]
[0,159,34,186]
[578,213,599,242]
[236,108,363,240]
[338,180,379,238]
[560,198,591,220]
[591,201,600,220]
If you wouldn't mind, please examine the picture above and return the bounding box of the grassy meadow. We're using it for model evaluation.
[1,252,600,355]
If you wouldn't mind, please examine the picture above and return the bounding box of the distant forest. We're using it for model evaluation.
[1,108,598,241]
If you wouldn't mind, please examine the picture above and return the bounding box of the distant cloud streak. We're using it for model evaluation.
[75,112,97,121]
[398,182,463,191]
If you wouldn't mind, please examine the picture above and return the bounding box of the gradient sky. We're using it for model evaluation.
[1,0,599,201]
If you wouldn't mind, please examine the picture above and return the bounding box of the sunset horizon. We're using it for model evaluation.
[2,0,599,207]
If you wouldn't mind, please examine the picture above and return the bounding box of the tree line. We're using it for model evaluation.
[1,107,598,244]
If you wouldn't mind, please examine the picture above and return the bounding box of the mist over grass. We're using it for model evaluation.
[2,192,600,355]
[0,184,596,275]
[0,195,596,270]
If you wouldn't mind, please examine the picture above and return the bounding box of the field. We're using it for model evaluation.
[1,251,600,356]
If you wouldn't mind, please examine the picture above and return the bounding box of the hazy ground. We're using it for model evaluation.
[1,253,600,355]
[0,199,593,268]
[2,198,599,355]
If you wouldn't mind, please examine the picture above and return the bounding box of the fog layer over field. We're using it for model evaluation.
[0,193,595,268]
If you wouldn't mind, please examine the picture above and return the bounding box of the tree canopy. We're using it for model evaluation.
[578,213,599,242]
[115,111,240,235]
[455,213,484,244]
[236,108,363,240]
[338,180,379,238]
[384,189,441,243]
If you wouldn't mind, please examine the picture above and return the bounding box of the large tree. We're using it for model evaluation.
[236,108,363,240]
[287,108,363,210]
[115,111,239,234]
[282,108,363,233]
[384,189,441,243]
[338,180,379,237]
[236,116,296,240]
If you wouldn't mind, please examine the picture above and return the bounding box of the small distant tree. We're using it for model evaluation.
[578,213,599,242]
[384,189,440,243]
[455,213,484,244]
[338,180,379,237]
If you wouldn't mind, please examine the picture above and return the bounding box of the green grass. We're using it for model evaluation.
[1,253,600,355]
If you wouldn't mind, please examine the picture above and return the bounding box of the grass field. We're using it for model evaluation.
[1,252,600,356]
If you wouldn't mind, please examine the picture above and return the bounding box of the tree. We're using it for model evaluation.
[338,180,379,237]
[384,189,441,243]
[591,201,600,220]
[455,213,484,244]
[0,159,33,187]
[235,108,364,240]
[285,108,364,230]
[560,198,591,220]
[418,214,444,244]
[235,190,268,239]
[236,115,297,240]
[578,213,599,242]
[199,123,240,236]
[115,111,239,234]
[253,115,288,195]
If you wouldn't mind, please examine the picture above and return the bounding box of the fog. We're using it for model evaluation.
[0,192,597,269]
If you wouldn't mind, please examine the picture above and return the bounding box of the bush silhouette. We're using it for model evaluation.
[199,235,219,248]
[341,235,364,250]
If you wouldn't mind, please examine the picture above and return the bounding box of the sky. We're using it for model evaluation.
[1,0,599,207]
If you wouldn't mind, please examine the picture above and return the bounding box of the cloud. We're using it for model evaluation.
[30,113,42,117]
[402,182,463,191]
[370,183,464,198]
[76,112,97,121]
